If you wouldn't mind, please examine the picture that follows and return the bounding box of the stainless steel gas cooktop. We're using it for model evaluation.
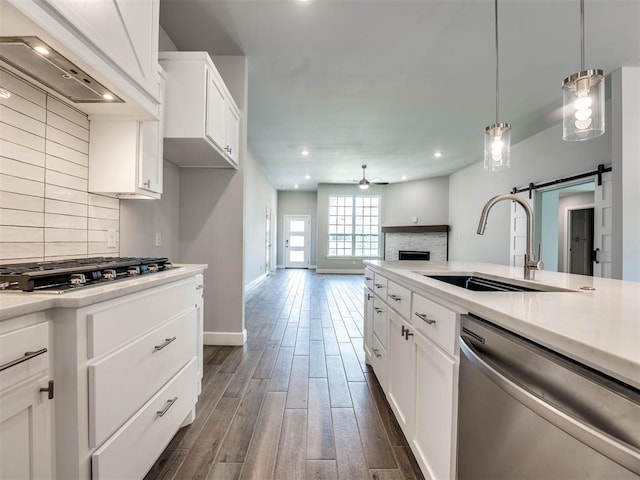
[0,257,174,293]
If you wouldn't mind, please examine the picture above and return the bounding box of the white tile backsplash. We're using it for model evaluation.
[0,71,120,263]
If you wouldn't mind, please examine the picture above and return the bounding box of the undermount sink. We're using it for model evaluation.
[424,274,573,293]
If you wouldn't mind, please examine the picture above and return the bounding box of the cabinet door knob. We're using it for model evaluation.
[373,348,382,358]
[415,312,436,325]
[39,380,54,400]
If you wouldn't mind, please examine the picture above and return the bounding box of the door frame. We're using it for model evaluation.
[563,203,594,274]
[284,214,311,269]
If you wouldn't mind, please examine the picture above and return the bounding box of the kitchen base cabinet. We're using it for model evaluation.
[412,333,458,480]
[387,309,415,437]
[50,274,203,480]
[363,287,374,362]
[0,313,54,480]
[0,377,54,480]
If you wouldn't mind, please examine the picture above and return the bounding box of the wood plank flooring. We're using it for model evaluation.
[145,270,424,480]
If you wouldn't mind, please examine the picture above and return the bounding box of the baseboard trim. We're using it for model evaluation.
[245,273,267,292]
[276,264,284,269]
[315,269,364,274]
[309,265,317,270]
[204,330,247,346]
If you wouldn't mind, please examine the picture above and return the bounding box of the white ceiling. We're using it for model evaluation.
[159,0,640,190]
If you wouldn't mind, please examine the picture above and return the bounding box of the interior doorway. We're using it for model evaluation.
[265,208,273,275]
[567,207,594,276]
[284,215,310,268]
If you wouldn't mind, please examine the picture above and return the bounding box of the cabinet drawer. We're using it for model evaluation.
[92,358,198,480]
[373,273,388,298]
[364,268,374,290]
[0,322,49,392]
[387,281,412,321]
[87,277,195,358]
[412,294,458,357]
[89,308,197,447]
[370,335,388,392]
[372,297,388,348]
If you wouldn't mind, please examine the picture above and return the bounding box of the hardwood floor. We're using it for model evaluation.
[145,270,424,480]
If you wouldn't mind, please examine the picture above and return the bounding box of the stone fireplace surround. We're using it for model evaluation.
[382,225,449,262]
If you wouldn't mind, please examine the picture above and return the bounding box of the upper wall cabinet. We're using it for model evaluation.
[3,0,161,118]
[159,52,241,168]
[88,69,165,199]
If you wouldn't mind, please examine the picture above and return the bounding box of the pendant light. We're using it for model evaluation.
[484,0,510,172]
[358,164,370,190]
[562,0,604,141]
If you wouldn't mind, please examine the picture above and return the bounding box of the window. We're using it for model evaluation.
[328,195,380,257]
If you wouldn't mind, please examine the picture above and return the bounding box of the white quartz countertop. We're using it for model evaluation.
[365,260,640,389]
[0,264,207,321]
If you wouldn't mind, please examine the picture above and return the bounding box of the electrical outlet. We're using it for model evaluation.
[155,232,161,247]
[107,229,117,248]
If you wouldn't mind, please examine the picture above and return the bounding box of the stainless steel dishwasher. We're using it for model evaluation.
[457,314,640,479]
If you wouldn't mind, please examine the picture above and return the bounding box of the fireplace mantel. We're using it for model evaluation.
[381,225,449,261]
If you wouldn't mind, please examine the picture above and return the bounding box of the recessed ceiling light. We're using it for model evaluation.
[0,88,11,99]
[294,184,299,189]
[433,151,443,158]
[402,175,408,181]
[33,46,49,55]
[305,174,310,179]
[102,93,114,101]
[301,149,309,156]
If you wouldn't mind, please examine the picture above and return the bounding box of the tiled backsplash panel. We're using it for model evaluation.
[384,232,448,261]
[0,69,120,263]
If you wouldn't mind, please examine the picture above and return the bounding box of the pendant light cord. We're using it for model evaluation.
[580,0,585,71]
[494,0,500,124]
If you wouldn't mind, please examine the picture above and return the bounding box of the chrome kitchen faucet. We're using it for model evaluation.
[477,194,544,280]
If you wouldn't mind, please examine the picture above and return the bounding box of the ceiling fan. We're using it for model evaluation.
[354,164,388,190]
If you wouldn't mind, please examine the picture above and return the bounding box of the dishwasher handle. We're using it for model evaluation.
[459,335,640,475]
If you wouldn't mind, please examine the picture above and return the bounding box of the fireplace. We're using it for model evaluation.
[398,250,431,261]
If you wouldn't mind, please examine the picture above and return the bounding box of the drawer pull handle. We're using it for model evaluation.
[373,348,382,358]
[367,293,373,300]
[415,312,436,325]
[40,380,54,400]
[154,337,177,351]
[375,284,384,289]
[389,294,402,302]
[374,307,383,314]
[365,276,372,281]
[0,348,47,372]
[156,397,178,417]
[196,284,206,290]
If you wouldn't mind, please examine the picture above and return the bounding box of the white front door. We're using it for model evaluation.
[284,215,310,268]
[594,172,613,278]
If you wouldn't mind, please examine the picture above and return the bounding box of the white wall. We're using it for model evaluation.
[277,191,317,268]
[244,149,277,285]
[449,120,611,265]
[0,70,120,263]
[611,67,640,281]
[383,176,449,226]
[119,159,180,259]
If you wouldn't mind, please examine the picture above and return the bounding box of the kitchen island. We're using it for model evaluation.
[0,264,206,480]
[363,260,640,480]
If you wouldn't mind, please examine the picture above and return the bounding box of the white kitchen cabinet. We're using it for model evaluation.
[387,309,415,437]
[0,314,54,480]
[50,274,203,479]
[363,287,374,362]
[413,333,458,480]
[159,51,241,168]
[88,68,166,199]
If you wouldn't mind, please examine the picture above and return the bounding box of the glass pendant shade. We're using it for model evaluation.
[562,69,605,141]
[484,123,511,171]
